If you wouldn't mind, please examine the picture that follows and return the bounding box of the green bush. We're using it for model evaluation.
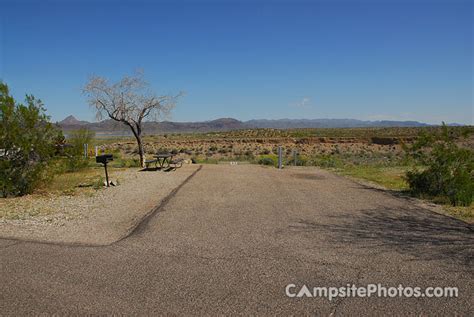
[67,156,91,172]
[404,124,474,206]
[287,155,307,166]
[309,154,343,169]
[0,83,63,197]
[258,157,275,166]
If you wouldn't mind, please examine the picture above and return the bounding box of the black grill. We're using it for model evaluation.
[96,154,114,187]
[96,154,113,164]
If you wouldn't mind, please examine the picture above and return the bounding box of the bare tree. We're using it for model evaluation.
[83,71,182,167]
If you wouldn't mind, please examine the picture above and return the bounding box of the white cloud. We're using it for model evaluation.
[290,97,312,109]
[366,114,411,121]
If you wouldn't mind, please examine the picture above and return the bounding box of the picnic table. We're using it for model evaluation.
[154,153,174,169]
[145,153,185,170]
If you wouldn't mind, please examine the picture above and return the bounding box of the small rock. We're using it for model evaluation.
[103,180,118,187]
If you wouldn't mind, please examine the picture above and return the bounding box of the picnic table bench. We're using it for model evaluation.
[145,158,158,170]
[170,158,184,169]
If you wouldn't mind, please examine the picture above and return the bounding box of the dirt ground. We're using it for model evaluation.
[0,165,200,245]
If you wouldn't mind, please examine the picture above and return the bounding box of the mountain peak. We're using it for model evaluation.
[59,115,89,126]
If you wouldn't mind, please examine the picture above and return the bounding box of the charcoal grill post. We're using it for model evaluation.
[104,162,109,187]
[96,154,114,187]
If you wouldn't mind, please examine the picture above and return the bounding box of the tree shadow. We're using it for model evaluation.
[291,174,327,180]
[139,167,159,172]
[139,167,176,172]
[290,206,473,268]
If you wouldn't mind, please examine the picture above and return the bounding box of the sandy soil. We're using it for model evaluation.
[0,165,200,245]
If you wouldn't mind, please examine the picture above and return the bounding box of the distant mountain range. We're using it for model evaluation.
[58,115,458,134]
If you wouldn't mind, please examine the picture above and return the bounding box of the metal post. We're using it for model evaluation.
[278,146,283,169]
[294,149,297,166]
[104,162,109,187]
[95,146,98,157]
[84,144,88,158]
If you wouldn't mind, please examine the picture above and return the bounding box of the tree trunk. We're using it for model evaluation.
[124,121,145,168]
[136,134,146,168]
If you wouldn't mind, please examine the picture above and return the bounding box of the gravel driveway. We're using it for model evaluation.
[0,164,472,315]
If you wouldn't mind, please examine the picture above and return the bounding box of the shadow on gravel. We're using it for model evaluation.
[291,174,327,181]
[139,167,176,172]
[290,207,474,268]
[349,183,414,201]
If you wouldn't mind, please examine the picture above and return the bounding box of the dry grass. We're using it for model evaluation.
[331,165,473,224]
[37,167,105,195]
[336,165,409,191]
[443,205,474,224]
[0,166,125,220]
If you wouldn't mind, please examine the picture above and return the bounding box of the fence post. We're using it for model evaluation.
[278,146,283,169]
[294,149,298,166]
[83,144,88,158]
[95,146,98,157]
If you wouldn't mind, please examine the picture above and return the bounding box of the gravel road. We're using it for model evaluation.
[0,164,472,315]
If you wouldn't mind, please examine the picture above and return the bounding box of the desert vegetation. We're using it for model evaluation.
[98,125,473,221]
[404,124,473,206]
[1,81,472,222]
[0,83,63,197]
[0,83,141,201]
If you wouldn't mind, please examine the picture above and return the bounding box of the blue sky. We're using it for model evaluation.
[0,0,472,124]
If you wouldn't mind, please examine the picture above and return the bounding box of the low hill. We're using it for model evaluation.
[58,116,446,134]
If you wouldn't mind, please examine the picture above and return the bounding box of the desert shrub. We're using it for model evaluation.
[65,156,90,172]
[62,128,95,172]
[404,124,474,206]
[0,83,63,197]
[370,137,398,145]
[287,155,307,166]
[258,157,275,166]
[309,154,343,168]
[244,150,254,158]
[157,147,170,154]
[110,152,140,168]
[67,128,95,155]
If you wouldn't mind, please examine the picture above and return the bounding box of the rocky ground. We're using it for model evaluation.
[103,136,406,164]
